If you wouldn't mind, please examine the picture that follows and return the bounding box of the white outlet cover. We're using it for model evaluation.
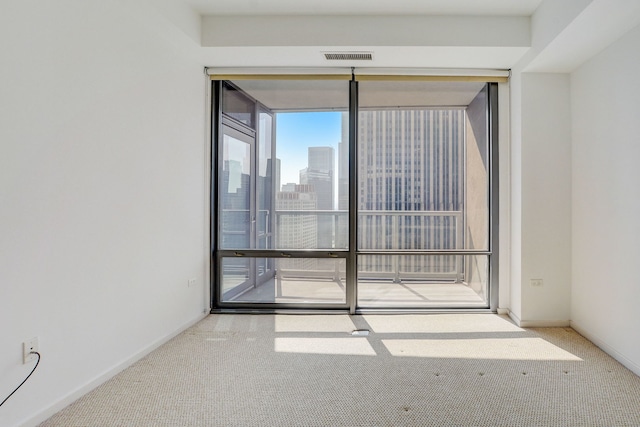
[23,337,39,364]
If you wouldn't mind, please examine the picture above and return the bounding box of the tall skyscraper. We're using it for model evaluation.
[301,146,335,209]
[276,184,318,270]
[300,146,335,249]
[344,109,466,274]
[274,158,281,196]
[308,146,335,173]
[336,112,349,249]
[357,109,463,215]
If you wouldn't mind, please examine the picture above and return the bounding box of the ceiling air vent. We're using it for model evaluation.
[324,52,373,61]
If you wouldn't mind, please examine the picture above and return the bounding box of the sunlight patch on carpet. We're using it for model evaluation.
[364,314,523,333]
[275,337,377,356]
[382,337,583,360]
[275,315,357,333]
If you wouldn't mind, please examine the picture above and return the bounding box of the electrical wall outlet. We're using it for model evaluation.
[530,279,544,287]
[188,278,197,288]
[23,337,39,364]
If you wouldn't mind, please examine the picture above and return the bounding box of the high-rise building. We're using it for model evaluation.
[276,185,318,270]
[281,182,297,192]
[307,146,335,173]
[336,113,350,249]
[274,158,281,196]
[300,146,335,249]
[338,109,466,274]
[357,109,463,211]
[301,146,335,209]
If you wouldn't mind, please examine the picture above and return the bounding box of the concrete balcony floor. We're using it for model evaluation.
[225,276,486,308]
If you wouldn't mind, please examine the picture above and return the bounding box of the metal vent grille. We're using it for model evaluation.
[324,52,373,61]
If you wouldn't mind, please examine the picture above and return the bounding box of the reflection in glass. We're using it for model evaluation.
[220,133,251,249]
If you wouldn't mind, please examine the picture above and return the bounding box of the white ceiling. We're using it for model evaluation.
[183,0,543,16]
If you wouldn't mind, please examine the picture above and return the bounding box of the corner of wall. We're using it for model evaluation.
[508,70,572,325]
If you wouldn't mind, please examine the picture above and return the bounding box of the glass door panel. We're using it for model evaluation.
[221,127,253,250]
[220,124,255,300]
[214,78,350,308]
[356,81,492,309]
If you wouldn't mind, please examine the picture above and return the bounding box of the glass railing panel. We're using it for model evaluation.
[357,254,489,308]
[220,257,346,304]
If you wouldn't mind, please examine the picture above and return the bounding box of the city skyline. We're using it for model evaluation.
[275,111,342,190]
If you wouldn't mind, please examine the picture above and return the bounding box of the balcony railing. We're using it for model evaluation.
[222,209,469,283]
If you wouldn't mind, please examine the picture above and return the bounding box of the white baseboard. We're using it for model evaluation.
[518,319,571,327]
[570,320,640,377]
[21,313,208,427]
[496,308,510,315]
[508,311,521,326]
[507,311,570,328]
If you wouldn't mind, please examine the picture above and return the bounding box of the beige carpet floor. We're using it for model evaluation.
[40,314,640,426]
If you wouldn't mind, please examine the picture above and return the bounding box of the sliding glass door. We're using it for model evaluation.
[211,75,498,311]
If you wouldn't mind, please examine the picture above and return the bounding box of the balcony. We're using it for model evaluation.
[220,209,488,308]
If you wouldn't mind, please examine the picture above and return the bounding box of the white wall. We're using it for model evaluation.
[508,71,523,321]
[202,15,530,47]
[0,1,207,426]
[509,72,573,326]
[570,23,640,374]
[200,15,530,69]
[520,73,573,324]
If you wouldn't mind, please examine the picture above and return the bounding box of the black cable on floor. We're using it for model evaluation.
[0,352,41,407]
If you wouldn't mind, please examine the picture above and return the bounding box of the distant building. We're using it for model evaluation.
[300,146,335,249]
[336,112,349,249]
[341,109,466,275]
[276,185,318,270]
[281,182,297,192]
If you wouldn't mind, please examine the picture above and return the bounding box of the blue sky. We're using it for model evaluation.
[276,112,343,186]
